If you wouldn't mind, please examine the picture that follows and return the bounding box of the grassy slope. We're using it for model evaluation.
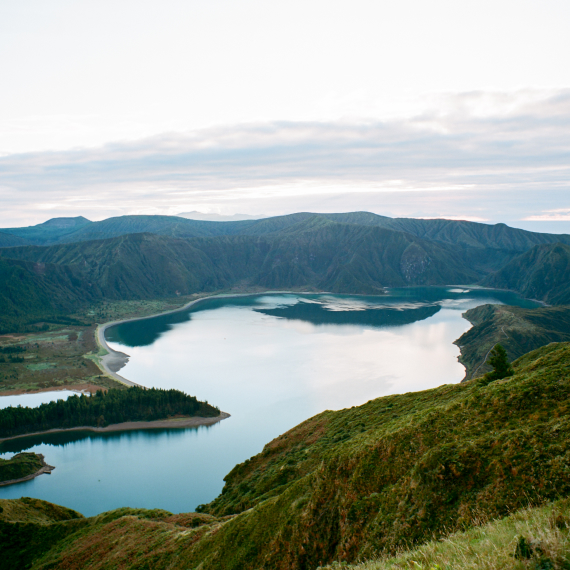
[321,499,570,570]
[4,342,570,570]
[482,243,570,305]
[0,497,86,570]
[455,304,570,380]
[0,452,43,482]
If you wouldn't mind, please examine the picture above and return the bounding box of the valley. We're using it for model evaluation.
[0,212,570,569]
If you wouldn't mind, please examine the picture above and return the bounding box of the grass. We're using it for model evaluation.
[1,342,569,569]
[321,500,570,570]
[0,296,199,394]
[25,363,57,371]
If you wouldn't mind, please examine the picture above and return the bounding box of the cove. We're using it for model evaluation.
[0,288,539,516]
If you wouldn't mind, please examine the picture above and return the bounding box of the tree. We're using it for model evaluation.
[482,344,514,384]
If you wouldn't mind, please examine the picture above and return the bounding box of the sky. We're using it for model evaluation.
[1,0,569,231]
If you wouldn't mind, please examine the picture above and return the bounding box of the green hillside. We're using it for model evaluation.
[0,220,480,307]
[0,231,30,247]
[455,303,570,379]
[482,242,570,305]
[2,342,570,570]
[0,257,97,333]
[322,499,570,570]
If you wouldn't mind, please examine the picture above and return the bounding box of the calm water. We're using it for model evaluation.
[0,289,539,515]
[0,390,87,410]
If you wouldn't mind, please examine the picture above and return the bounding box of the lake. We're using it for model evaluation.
[0,288,539,515]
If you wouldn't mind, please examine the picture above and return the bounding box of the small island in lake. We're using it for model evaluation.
[0,452,54,486]
[0,386,222,440]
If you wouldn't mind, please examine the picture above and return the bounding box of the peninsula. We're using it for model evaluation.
[0,386,224,440]
[0,452,54,487]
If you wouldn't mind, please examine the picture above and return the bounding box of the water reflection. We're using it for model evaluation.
[0,423,213,454]
[0,390,83,410]
[255,301,440,326]
[0,288,540,516]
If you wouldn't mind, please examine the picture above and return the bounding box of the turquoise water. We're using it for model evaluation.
[0,288,539,516]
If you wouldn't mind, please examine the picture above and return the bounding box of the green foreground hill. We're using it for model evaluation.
[2,342,570,570]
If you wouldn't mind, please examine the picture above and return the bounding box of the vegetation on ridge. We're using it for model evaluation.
[319,499,570,570]
[1,342,569,569]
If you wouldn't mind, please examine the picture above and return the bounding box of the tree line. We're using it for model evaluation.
[0,387,220,438]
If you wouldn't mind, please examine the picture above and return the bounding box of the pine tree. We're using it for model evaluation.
[482,343,514,383]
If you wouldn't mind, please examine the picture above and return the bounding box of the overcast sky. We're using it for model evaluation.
[1,0,569,230]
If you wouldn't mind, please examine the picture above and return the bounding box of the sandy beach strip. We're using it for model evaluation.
[0,411,230,443]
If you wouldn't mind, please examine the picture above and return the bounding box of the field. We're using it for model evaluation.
[0,296,202,395]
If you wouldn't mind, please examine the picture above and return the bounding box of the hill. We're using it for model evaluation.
[0,220,480,303]
[1,216,92,245]
[455,303,570,379]
[482,242,570,305]
[0,452,44,483]
[2,342,570,569]
[0,257,98,333]
[2,212,570,252]
[0,231,30,248]
[323,498,570,570]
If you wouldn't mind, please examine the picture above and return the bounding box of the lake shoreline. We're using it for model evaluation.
[0,383,105,397]
[95,285,535,387]
[0,412,231,443]
[95,289,331,384]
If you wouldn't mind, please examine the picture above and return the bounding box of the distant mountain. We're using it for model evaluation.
[2,213,570,257]
[3,211,570,333]
[177,211,267,222]
[0,216,92,245]
[0,231,30,248]
[0,220,480,304]
[482,242,570,305]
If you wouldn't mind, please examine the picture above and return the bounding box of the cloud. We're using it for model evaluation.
[0,90,569,226]
[524,208,570,221]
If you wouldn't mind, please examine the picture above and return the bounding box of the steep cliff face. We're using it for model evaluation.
[399,242,431,283]
[483,242,570,305]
